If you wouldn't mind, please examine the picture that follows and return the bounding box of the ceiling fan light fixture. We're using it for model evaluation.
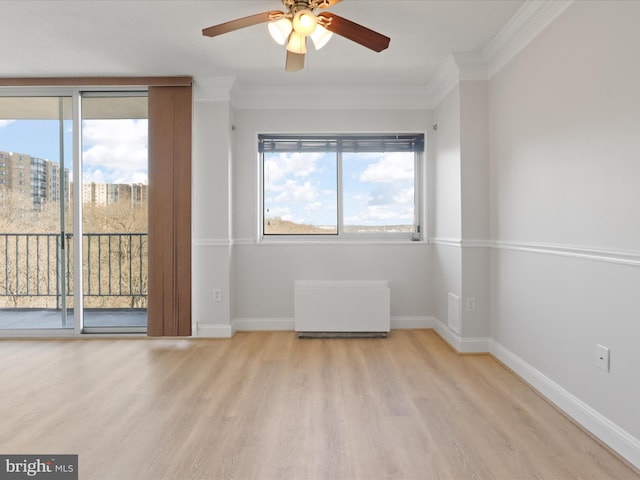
[292,10,318,36]
[268,17,292,45]
[286,31,307,54]
[310,24,333,50]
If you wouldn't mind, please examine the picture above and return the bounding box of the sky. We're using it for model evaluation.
[0,118,148,185]
[1,118,415,228]
[264,151,415,227]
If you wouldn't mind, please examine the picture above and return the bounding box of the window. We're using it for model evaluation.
[0,78,192,336]
[260,134,424,239]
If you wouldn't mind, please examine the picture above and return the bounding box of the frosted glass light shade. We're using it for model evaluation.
[286,32,307,54]
[268,18,292,45]
[310,24,333,50]
[292,10,317,36]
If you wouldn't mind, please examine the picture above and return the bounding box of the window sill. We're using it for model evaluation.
[256,236,427,246]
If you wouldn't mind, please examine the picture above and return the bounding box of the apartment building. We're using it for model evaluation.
[0,150,147,211]
[82,181,148,207]
[0,150,68,210]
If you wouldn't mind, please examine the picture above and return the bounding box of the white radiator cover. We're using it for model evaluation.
[294,280,390,333]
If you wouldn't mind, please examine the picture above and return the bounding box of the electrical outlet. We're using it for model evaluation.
[596,344,610,372]
[465,297,476,312]
[213,289,222,302]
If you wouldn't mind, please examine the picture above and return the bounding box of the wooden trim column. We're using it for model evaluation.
[147,85,192,336]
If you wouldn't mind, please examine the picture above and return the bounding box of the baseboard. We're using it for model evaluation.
[230,316,434,333]
[489,339,640,470]
[231,317,295,333]
[433,317,489,354]
[196,323,233,338]
[391,316,434,330]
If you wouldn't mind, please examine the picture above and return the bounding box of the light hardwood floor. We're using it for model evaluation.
[0,330,638,480]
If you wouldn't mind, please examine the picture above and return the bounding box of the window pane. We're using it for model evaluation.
[342,152,415,233]
[263,151,337,234]
[81,95,148,328]
[0,96,74,328]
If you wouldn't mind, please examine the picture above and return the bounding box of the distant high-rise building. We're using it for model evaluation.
[82,182,147,208]
[0,150,69,211]
[131,183,148,208]
[1,149,146,210]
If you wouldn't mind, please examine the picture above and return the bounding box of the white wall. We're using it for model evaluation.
[429,87,462,330]
[430,81,491,342]
[192,106,433,330]
[232,243,430,322]
[489,0,640,459]
[430,87,461,242]
[190,0,640,466]
[460,80,490,339]
[192,100,233,336]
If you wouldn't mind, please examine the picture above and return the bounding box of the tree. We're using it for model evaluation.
[0,191,148,309]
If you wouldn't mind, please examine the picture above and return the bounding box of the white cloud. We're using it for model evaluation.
[345,185,414,225]
[82,168,107,184]
[264,152,326,183]
[82,119,148,184]
[304,201,323,213]
[274,180,318,203]
[359,152,413,183]
[0,120,16,128]
[265,206,293,221]
[345,204,413,224]
[393,186,414,205]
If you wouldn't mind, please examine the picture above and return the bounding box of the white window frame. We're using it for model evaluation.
[258,133,425,243]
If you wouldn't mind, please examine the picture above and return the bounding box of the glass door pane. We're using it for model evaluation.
[0,96,73,329]
[81,94,148,331]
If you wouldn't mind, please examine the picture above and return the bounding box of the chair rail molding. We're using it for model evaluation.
[491,240,640,268]
[193,238,231,247]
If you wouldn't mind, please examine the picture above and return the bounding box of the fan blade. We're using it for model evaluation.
[317,12,390,52]
[202,11,282,37]
[317,0,343,8]
[285,51,305,72]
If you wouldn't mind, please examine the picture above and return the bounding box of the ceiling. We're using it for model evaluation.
[0,0,524,91]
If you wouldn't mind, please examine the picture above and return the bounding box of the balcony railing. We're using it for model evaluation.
[1,233,147,309]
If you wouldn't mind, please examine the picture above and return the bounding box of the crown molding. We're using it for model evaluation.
[453,53,489,81]
[483,0,574,78]
[193,2,574,109]
[425,52,489,108]
[425,55,459,109]
[426,1,573,107]
[193,76,236,102]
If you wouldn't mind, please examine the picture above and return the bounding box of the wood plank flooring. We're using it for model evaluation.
[0,330,637,480]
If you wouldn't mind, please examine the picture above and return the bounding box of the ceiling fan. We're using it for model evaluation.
[202,0,390,72]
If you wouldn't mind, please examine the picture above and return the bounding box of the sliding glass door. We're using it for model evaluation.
[0,96,74,330]
[81,94,148,332]
[0,91,148,333]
